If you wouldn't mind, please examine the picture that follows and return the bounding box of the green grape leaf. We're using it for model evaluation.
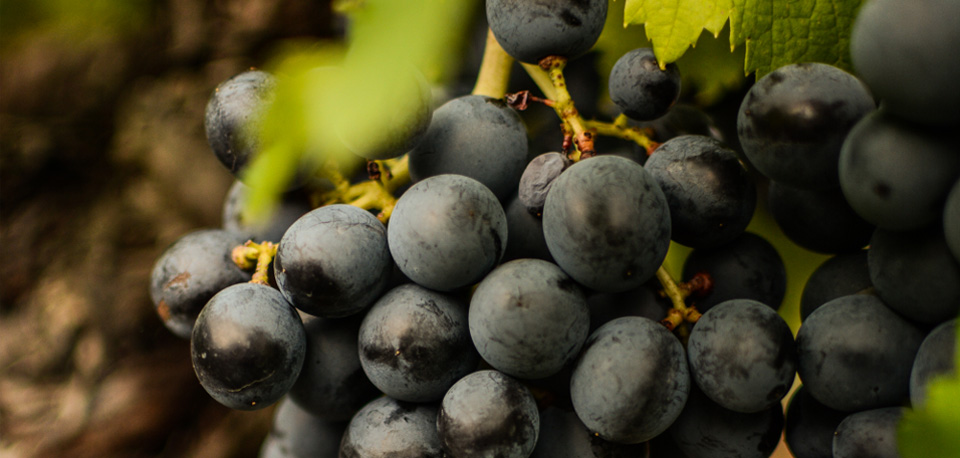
[899,373,960,457]
[241,0,477,222]
[624,0,865,77]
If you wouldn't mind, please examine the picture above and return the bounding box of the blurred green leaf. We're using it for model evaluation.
[1,0,150,48]
[241,0,478,222]
[899,371,960,458]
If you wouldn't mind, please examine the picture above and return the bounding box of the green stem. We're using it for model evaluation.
[232,241,278,285]
[583,116,659,154]
[472,29,514,98]
[522,57,594,159]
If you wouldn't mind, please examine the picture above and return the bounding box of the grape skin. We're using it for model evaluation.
[221,180,311,243]
[286,316,380,422]
[388,174,507,292]
[437,370,540,458]
[767,180,873,254]
[644,135,756,248]
[737,62,875,190]
[530,406,647,457]
[668,386,784,458]
[358,284,479,403]
[502,194,554,263]
[799,250,871,321]
[518,152,568,215]
[204,70,275,178]
[339,397,443,458]
[838,110,960,231]
[796,294,924,412]
[149,229,251,339]
[542,155,671,293]
[868,226,960,325]
[275,204,393,318]
[409,95,528,202]
[832,407,906,458]
[687,299,797,413]
[191,283,306,411]
[910,319,957,407]
[258,397,346,458]
[469,258,590,380]
[570,316,690,444]
[486,0,608,64]
[784,386,849,458]
[608,48,681,121]
[850,0,960,125]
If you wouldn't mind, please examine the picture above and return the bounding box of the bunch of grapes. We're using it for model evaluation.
[149,0,959,457]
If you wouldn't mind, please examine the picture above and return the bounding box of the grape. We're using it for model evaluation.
[682,232,787,313]
[275,204,392,318]
[737,62,875,189]
[796,294,924,411]
[469,258,590,379]
[687,299,797,413]
[529,407,647,458]
[358,284,479,403]
[543,155,671,293]
[799,251,871,321]
[644,135,756,248]
[204,70,275,178]
[570,316,690,444]
[784,386,849,458]
[502,194,554,263]
[586,279,671,333]
[637,103,726,143]
[485,0,608,64]
[767,180,873,254]
[944,179,960,263]
[387,174,507,292]
[608,48,682,121]
[832,407,906,458]
[838,110,960,231]
[339,396,443,458]
[191,282,306,410]
[438,370,539,458]
[868,226,960,325]
[408,95,528,201]
[910,319,957,406]
[518,152,569,215]
[850,0,960,125]
[149,229,251,339]
[259,397,346,458]
[222,180,312,243]
[667,386,784,458]
[286,316,380,421]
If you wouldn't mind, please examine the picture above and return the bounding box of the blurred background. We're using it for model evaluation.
[0,1,344,456]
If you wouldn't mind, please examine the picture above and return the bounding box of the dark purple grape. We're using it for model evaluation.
[682,232,787,313]
[737,62,875,189]
[275,204,393,318]
[191,283,306,410]
[570,316,689,444]
[910,319,957,406]
[204,70,275,178]
[784,386,849,458]
[838,110,960,231]
[339,397,443,458]
[796,294,924,412]
[469,259,589,379]
[644,135,756,248]
[358,284,479,403]
[586,279,671,333]
[799,251,871,321]
[438,370,540,457]
[869,226,960,325]
[530,406,647,457]
[687,299,797,413]
[667,386,784,458]
[543,155,671,293]
[502,194,554,263]
[259,397,346,458]
[286,316,380,421]
[518,152,569,215]
[486,0,608,64]
[767,180,874,254]
[149,229,251,339]
[408,95,528,202]
[832,407,906,458]
[222,180,312,243]
[608,48,681,121]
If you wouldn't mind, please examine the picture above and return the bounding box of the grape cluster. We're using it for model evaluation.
[148,1,959,457]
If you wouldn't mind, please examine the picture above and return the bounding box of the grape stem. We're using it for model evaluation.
[232,241,278,285]
[655,267,703,335]
[473,29,514,99]
[314,156,409,223]
[584,114,660,155]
